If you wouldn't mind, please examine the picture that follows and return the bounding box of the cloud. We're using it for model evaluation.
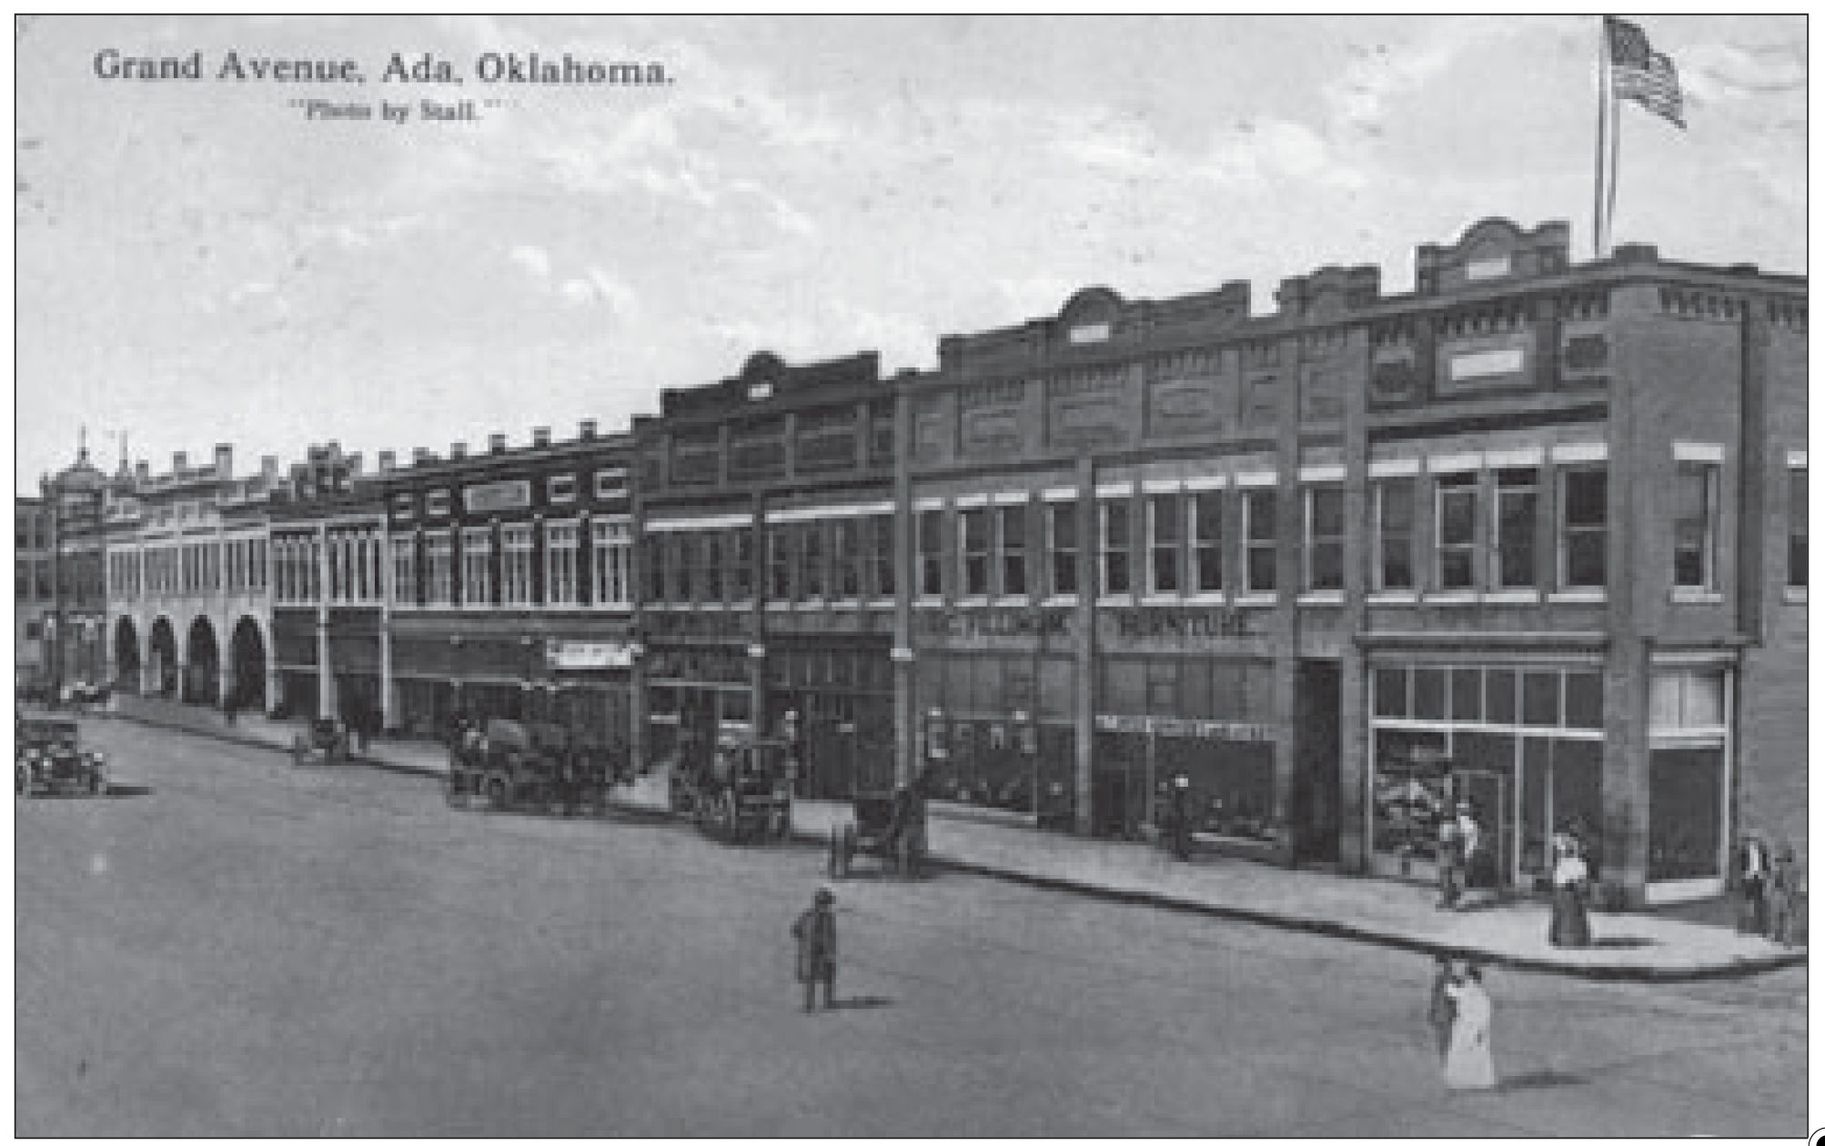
[1324,20,1499,134]
[558,267,638,315]
[508,243,551,280]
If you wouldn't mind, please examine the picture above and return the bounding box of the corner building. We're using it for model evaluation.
[901,218,1805,907]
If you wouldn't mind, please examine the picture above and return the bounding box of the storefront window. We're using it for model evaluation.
[1522,671,1560,726]
[1412,667,1445,721]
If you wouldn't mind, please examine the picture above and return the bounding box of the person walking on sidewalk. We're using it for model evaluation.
[1425,955,1457,1064]
[1548,832,1592,948]
[1767,844,1801,947]
[1436,809,1463,909]
[792,887,838,1012]
[1738,835,1771,936]
[1442,962,1496,1091]
[1167,774,1193,861]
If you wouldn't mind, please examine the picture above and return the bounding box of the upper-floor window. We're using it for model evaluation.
[543,522,578,606]
[391,535,418,607]
[1559,466,1607,590]
[918,509,944,597]
[547,474,577,505]
[593,466,629,503]
[732,529,756,601]
[1493,467,1539,589]
[426,489,450,518]
[998,503,1028,598]
[591,520,631,607]
[959,508,990,597]
[1243,488,1276,594]
[1789,465,1808,592]
[1047,501,1078,597]
[833,519,862,600]
[461,527,493,605]
[1099,498,1132,597]
[671,534,694,603]
[800,522,827,600]
[390,493,414,522]
[425,534,453,605]
[870,515,894,600]
[768,525,793,601]
[1374,479,1415,592]
[1304,485,1344,592]
[1672,461,1719,592]
[1192,491,1223,594]
[1435,472,1479,591]
[1148,493,1182,595]
[501,524,533,605]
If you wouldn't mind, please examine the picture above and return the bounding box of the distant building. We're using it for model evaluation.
[104,443,286,707]
[15,495,54,685]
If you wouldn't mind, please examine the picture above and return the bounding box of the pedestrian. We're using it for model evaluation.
[1767,845,1800,947]
[1425,955,1457,1063]
[1455,802,1485,907]
[1547,832,1592,948]
[1436,807,1463,910]
[792,887,838,1012]
[1442,962,1496,1091]
[1738,835,1771,936]
[1169,774,1193,861]
[223,690,238,727]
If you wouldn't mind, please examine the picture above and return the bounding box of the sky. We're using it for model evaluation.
[12,14,1808,491]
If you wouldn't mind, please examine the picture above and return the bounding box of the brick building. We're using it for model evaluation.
[633,352,901,798]
[897,218,1805,906]
[15,495,53,685]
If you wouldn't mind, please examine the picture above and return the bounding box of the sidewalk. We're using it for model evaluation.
[105,695,1806,982]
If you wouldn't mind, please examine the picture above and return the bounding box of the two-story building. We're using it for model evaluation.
[15,494,54,687]
[899,217,1806,907]
[634,352,902,798]
[376,420,638,753]
[107,444,286,707]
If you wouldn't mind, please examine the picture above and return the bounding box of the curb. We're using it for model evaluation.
[102,709,1807,983]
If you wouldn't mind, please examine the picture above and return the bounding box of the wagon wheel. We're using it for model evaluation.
[483,771,513,811]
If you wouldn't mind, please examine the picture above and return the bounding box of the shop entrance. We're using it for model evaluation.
[1451,768,1511,892]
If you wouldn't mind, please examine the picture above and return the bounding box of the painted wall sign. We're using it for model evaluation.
[915,609,1072,640]
[545,641,635,670]
[1104,606,1266,641]
[1093,713,1277,742]
[462,479,531,514]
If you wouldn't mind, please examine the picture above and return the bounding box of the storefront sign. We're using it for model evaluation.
[1106,606,1263,641]
[544,641,634,670]
[463,479,532,514]
[916,609,1071,640]
[1093,713,1276,743]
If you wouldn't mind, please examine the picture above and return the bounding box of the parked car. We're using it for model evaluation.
[16,716,108,797]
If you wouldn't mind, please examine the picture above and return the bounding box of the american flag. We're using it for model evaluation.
[1605,16,1686,128]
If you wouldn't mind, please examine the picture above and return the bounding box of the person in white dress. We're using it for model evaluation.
[1442,963,1497,1090]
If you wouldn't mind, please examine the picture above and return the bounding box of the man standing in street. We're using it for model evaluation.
[1168,774,1193,861]
[792,887,838,1012]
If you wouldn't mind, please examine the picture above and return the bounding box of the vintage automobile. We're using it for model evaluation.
[16,716,108,797]
[672,736,794,844]
[828,781,928,880]
[449,717,630,814]
[291,717,350,765]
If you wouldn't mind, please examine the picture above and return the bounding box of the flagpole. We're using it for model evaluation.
[1604,64,1622,258]
[1593,18,1608,259]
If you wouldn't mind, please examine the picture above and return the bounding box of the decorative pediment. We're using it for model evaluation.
[1415,217,1571,296]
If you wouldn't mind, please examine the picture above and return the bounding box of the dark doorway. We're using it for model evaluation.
[1293,660,1342,863]
[185,617,220,706]
[113,617,141,693]
[148,618,178,698]
[230,617,267,712]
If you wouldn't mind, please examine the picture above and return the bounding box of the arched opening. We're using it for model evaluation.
[113,617,142,694]
[185,617,220,706]
[148,618,178,699]
[229,617,267,714]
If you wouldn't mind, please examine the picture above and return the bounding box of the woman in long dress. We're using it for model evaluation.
[1443,964,1497,1090]
[1548,834,1592,948]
